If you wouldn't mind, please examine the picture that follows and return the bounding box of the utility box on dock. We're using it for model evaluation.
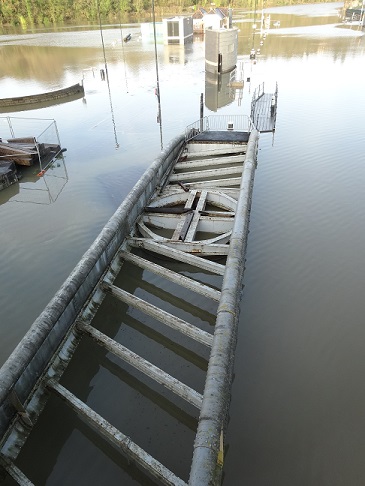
[205,27,238,74]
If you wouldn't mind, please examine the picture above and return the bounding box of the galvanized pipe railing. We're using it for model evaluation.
[250,82,265,122]
[185,115,253,142]
[189,129,259,485]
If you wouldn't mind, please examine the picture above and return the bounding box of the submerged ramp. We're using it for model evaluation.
[251,82,278,133]
[0,116,259,485]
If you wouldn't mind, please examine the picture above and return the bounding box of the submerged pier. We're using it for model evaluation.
[0,112,268,485]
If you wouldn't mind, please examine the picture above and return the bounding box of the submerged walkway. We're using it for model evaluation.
[251,83,278,133]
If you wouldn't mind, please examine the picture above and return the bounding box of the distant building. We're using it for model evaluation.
[162,16,193,45]
[344,7,365,23]
[192,8,207,33]
[192,7,231,33]
[342,0,365,24]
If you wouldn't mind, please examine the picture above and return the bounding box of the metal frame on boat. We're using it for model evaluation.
[0,116,62,171]
[0,114,259,485]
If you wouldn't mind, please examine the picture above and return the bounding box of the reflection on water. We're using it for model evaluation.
[205,71,234,112]
[1,2,365,484]
[5,156,69,205]
[0,45,98,86]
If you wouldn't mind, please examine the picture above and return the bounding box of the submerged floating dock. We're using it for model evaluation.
[251,82,279,133]
[0,113,267,485]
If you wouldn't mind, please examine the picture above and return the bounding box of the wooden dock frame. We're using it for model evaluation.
[0,116,259,486]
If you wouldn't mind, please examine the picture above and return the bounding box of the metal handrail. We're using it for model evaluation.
[185,115,253,141]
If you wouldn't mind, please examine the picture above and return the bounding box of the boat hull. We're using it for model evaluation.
[0,117,259,485]
[0,83,85,112]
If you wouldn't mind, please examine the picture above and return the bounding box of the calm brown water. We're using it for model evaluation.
[1,3,365,484]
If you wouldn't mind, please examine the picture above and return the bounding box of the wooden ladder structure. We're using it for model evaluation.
[0,127,259,486]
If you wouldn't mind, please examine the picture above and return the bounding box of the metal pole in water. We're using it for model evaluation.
[200,93,204,132]
[152,0,163,149]
[6,116,15,139]
[96,0,119,148]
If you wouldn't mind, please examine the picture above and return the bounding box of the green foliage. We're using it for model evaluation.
[18,15,28,29]
[0,0,336,26]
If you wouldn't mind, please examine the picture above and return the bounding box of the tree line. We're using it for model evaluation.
[0,0,332,27]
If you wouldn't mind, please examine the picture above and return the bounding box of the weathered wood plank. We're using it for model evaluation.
[175,177,242,188]
[127,238,226,274]
[185,191,207,242]
[47,380,188,486]
[78,323,204,408]
[175,154,245,170]
[0,143,36,166]
[170,166,243,182]
[103,283,214,347]
[119,251,221,301]
[185,144,245,158]
[141,213,234,233]
[0,454,34,486]
[171,190,197,240]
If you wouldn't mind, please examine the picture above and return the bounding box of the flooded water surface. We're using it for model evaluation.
[1,3,365,485]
